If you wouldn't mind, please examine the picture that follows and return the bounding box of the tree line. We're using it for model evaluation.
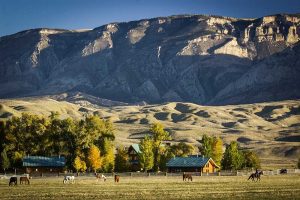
[0,112,115,173]
[0,113,260,173]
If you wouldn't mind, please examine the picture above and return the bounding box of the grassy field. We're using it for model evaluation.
[0,175,299,200]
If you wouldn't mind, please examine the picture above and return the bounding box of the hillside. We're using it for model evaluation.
[1,97,299,168]
[0,14,300,105]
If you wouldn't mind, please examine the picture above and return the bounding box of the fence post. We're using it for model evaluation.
[165,172,167,177]
[200,171,202,176]
[218,171,220,176]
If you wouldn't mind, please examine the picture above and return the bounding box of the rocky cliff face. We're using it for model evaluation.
[0,14,299,105]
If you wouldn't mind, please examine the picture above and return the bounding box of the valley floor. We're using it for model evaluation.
[0,175,299,200]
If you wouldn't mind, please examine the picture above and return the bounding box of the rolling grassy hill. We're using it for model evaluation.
[1,97,299,169]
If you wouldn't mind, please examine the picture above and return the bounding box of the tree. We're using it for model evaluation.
[199,134,213,157]
[149,123,170,171]
[1,150,10,173]
[101,139,115,172]
[87,145,102,172]
[211,136,223,167]
[221,141,244,170]
[170,142,194,157]
[243,150,261,169]
[139,136,154,172]
[115,146,129,172]
[73,156,87,173]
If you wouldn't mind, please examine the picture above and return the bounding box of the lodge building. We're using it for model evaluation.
[23,156,65,175]
[166,156,219,173]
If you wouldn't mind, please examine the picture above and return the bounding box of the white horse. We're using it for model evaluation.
[95,173,106,182]
[63,175,75,184]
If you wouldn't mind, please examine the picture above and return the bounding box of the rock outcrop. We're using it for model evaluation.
[0,14,299,105]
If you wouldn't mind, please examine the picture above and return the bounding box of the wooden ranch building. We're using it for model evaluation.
[166,156,219,173]
[128,144,141,171]
[23,156,65,175]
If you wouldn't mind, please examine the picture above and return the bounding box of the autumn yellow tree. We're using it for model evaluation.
[73,156,87,173]
[88,145,102,172]
[211,136,223,167]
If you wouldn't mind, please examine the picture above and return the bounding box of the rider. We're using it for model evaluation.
[255,168,259,176]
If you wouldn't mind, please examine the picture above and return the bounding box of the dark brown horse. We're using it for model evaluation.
[114,175,120,183]
[248,171,263,181]
[9,177,17,186]
[183,173,193,181]
[20,176,30,185]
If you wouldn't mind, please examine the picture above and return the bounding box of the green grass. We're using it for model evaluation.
[0,175,299,200]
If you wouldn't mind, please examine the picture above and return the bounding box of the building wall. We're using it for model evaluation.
[25,167,64,175]
[168,167,202,173]
[202,160,217,173]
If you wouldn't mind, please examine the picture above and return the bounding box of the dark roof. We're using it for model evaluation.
[166,157,211,168]
[23,156,65,167]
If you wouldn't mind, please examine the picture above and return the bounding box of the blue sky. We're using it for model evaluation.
[0,0,299,36]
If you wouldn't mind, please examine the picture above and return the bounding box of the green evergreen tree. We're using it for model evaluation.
[221,141,244,170]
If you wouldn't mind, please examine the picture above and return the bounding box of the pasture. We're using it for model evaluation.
[0,175,299,200]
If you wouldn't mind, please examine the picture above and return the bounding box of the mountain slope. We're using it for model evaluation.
[0,14,300,105]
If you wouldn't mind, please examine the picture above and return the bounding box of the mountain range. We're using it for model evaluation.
[1,14,300,105]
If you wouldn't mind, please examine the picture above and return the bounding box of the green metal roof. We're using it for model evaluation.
[166,157,210,168]
[23,156,65,167]
[131,144,141,154]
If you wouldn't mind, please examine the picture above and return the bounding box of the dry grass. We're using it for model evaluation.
[1,98,300,168]
[0,175,299,200]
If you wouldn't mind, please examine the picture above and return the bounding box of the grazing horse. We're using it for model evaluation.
[95,173,106,182]
[114,175,120,183]
[183,173,193,181]
[63,176,75,184]
[9,177,17,186]
[248,171,263,181]
[20,176,30,185]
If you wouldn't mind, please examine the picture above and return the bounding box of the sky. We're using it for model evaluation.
[0,0,300,36]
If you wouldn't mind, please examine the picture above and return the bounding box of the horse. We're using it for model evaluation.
[95,173,106,182]
[20,176,30,185]
[63,175,75,184]
[114,175,120,183]
[9,177,17,186]
[280,169,287,174]
[183,173,193,181]
[248,171,263,181]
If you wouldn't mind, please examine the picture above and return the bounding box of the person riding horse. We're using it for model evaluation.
[248,169,263,181]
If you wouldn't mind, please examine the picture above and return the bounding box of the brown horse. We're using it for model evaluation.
[9,177,17,186]
[20,176,30,185]
[114,175,120,183]
[183,173,193,181]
